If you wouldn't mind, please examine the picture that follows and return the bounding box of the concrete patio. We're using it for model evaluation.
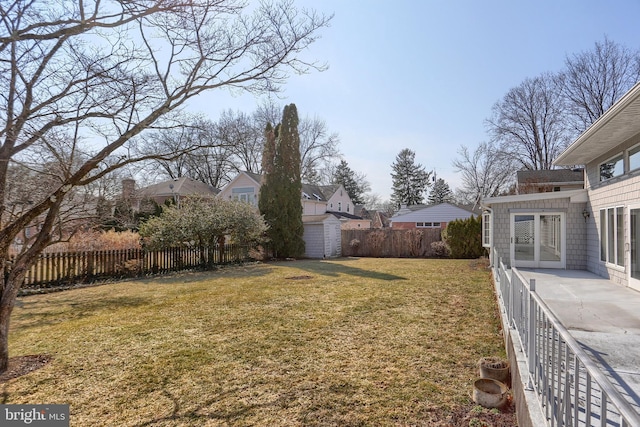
[518,268,640,414]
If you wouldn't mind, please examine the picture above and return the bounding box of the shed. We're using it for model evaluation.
[302,214,342,259]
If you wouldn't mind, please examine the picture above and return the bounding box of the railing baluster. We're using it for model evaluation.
[493,264,640,427]
[574,354,580,427]
[586,372,592,424]
[600,390,607,427]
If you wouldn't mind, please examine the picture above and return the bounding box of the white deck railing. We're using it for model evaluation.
[492,249,640,427]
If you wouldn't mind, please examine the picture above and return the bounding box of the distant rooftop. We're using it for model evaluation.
[138,177,219,198]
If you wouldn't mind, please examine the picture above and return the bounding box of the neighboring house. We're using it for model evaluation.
[330,211,371,230]
[483,81,640,292]
[216,171,261,206]
[302,214,342,258]
[301,183,332,215]
[219,171,362,258]
[218,173,357,216]
[390,203,476,230]
[516,168,584,194]
[135,176,219,208]
[359,207,390,229]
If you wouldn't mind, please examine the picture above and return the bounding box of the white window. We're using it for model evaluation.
[630,144,640,171]
[232,187,255,205]
[600,207,624,267]
[600,154,624,181]
[482,211,492,248]
[416,222,441,228]
[338,202,342,212]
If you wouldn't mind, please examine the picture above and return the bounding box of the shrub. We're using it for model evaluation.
[444,216,484,259]
[349,238,361,255]
[367,230,386,257]
[46,229,141,252]
[430,241,450,258]
[406,229,424,257]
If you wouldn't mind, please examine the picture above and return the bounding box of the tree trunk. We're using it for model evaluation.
[0,266,27,372]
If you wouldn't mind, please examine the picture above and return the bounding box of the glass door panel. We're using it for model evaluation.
[513,215,535,262]
[540,215,561,262]
[511,212,565,268]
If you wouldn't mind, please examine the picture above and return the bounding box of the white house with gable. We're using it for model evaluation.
[218,172,357,258]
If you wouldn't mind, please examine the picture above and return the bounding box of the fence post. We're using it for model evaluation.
[527,278,536,391]
[508,269,515,328]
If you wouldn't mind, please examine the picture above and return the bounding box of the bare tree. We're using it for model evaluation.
[0,0,331,372]
[298,115,341,183]
[140,114,248,188]
[560,36,640,134]
[141,116,214,180]
[486,73,572,170]
[452,142,517,205]
[216,109,263,175]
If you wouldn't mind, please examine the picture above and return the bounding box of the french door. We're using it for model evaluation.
[510,212,565,268]
[628,206,640,291]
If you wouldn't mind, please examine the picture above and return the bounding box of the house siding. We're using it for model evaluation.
[490,198,587,270]
[217,173,260,206]
[327,189,352,214]
[583,170,640,287]
[303,200,328,215]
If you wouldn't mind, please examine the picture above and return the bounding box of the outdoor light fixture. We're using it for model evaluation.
[582,208,590,222]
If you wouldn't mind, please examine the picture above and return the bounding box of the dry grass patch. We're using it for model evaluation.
[4,258,507,426]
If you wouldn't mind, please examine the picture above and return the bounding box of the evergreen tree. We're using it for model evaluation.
[332,159,366,205]
[259,104,305,258]
[258,123,277,242]
[391,148,430,206]
[427,178,453,204]
[261,123,277,178]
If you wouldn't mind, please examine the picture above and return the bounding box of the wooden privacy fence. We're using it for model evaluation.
[342,228,442,258]
[16,244,252,289]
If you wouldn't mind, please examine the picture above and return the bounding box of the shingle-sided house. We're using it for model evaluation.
[483,81,640,292]
[390,203,476,230]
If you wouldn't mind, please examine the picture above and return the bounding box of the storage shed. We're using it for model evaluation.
[302,214,342,258]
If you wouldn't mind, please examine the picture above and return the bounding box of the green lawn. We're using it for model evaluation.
[4,258,506,426]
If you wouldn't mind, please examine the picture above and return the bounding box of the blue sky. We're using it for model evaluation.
[190,0,640,202]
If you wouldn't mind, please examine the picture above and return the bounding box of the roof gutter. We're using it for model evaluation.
[554,81,640,165]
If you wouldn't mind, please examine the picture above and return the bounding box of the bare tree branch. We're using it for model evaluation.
[0,0,331,372]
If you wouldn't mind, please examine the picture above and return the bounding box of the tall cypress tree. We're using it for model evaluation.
[259,123,277,252]
[259,105,305,258]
